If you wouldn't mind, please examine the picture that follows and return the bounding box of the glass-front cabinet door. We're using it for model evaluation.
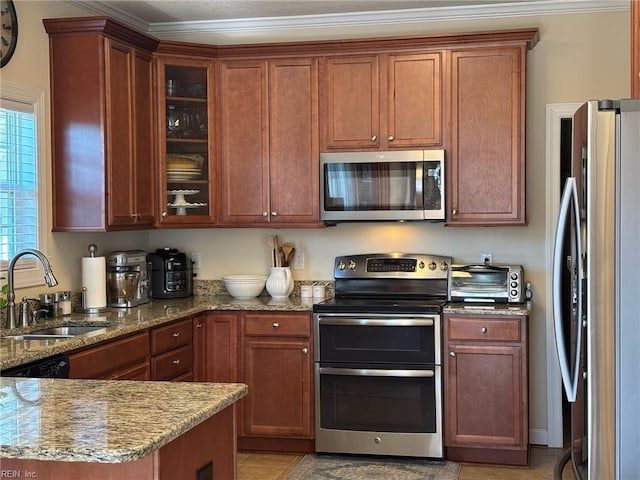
[156,56,216,225]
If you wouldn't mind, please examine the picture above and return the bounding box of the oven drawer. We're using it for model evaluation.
[244,313,310,337]
[447,316,521,342]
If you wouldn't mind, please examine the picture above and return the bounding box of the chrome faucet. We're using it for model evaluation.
[5,249,59,329]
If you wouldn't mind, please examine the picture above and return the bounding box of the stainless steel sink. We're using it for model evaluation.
[3,325,108,340]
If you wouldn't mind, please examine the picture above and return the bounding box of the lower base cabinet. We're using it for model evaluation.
[444,313,529,466]
[237,312,314,453]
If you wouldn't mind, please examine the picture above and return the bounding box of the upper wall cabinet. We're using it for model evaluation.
[448,47,527,226]
[218,58,320,226]
[321,52,442,150]
[155,56,216,226]
[43,17,158,231]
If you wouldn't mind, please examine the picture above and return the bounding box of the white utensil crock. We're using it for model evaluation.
[266,267,294,299]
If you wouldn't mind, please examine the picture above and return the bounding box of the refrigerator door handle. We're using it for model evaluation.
[552,176,583,402]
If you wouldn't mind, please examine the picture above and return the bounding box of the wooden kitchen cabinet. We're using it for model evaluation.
[43,17,158,231]
[633,0,640,97]
[68,332,150,380]
[150,318,194,381]
[238,312,314,453]
[321,52,442,150]
[155,56,217,226]
[444,313,529,466]
[201,312,239,383]
[448,47,527,225]
[218,58,320,226]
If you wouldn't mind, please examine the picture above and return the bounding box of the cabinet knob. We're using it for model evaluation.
[387,135,394,141]
[302,347,308,354]
[262,211,268,217]
[172,359,181,365]
[272,322,279,329]
[452,209,457,215]
[172,332,180,338]
[371,135,377,141]
[196,322,203,328]
[271,211,277,216]
[162,211,168,217]
[449,351,456,357]
[481,327,487,334]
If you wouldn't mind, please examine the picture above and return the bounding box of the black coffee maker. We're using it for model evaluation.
[148,248,193,299]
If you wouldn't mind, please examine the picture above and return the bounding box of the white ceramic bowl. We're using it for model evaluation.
[222,275,268,299]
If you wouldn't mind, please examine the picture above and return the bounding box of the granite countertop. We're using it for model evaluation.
[0,294,315,370]
[0,377,247,463]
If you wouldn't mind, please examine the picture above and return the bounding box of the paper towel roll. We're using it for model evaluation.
[82,256,107,309]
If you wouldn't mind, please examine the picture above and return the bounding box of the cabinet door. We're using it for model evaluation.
[269,58,320,224]
[633,0,640,97]
[240,336,312,437]
[219,60,270,224]
[322,55,380,150]
[386,53,442,148]
[156,57,216,226]
[205,313,238,383]
[193,315,207,382]
[449,47,526,225]
[105,39,135,227]
[131,49,155,226]
[445,343,524,448]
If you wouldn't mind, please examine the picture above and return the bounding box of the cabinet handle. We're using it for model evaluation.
[387,135,394,141]
[481,327,487,334]
[172,332,180,338]
[271,211,277,216]
[172,359,181,365]
[452,209,457,215]
[371,135,377,141]
[262,211,268,217]
[162,211,168,217]
[302,347,308,354]
[272,322,279,329]
[196,322,203,328]
[449,351,456,357]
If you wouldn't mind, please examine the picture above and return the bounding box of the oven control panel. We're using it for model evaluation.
[335,253,451,279]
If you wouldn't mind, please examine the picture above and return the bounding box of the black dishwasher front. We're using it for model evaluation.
[1,355,70,378]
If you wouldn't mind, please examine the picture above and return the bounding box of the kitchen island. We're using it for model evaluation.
[0,377,247,479]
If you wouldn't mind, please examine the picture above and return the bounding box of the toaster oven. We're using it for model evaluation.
[448,264,525,303]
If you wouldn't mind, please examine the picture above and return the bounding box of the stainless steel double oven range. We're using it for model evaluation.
[313,253,451,458]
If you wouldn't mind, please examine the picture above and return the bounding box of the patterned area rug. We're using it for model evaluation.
[286,454,461,480]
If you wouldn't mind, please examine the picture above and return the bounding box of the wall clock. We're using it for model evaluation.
[1,0,18,68]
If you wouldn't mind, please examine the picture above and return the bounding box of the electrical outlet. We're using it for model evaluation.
[292,251,305,270]
[191,251,201,267]
[481,253,493,265]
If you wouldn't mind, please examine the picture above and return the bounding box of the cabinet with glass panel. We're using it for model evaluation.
[156,56,216,226]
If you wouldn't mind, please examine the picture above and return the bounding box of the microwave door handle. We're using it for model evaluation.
[416,162,424,209]
[552,177,580,402]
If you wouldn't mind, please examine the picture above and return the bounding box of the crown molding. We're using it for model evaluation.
[72,0,629,37]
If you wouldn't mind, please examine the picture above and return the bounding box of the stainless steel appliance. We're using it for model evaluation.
[313,253,451,458]
[106,250,151,308]
[449,264,524,303]
[148,248,193,299]
[320,150,445,223]
[552,99,640,480]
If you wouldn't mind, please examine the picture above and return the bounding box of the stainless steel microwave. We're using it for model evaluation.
[320,150,445,223]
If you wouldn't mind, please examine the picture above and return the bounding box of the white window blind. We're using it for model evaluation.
[0,81,47,287]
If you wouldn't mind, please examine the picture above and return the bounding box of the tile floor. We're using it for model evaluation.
[237,446,575,480]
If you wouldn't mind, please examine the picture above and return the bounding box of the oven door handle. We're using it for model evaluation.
[319,367,434,378]
[317,318,434,327]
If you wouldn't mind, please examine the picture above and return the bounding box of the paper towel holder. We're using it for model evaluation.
[75,244,109,314]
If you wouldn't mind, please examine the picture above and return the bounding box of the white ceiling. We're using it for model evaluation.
[70,0,628,37]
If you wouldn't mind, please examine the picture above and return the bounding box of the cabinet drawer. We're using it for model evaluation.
[151,319,193,355]
[69,332,150,379]
[447,316,522,342]
[151,345,193,380]
[244,314,310,337]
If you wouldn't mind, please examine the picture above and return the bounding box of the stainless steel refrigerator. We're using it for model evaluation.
[552,98,640,480]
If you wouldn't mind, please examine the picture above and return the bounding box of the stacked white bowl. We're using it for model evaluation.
[222,275,268,299]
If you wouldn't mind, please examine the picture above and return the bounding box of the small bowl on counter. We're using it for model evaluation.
[222,275,268,299]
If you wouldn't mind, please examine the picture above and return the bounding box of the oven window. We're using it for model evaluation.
[324,162,421,211]
[318,370,437,433]
[319,323,436,365]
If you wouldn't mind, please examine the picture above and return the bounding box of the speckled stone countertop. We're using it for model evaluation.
[444,302,531,315]
[0,294,317,371]
[0,377,247,463]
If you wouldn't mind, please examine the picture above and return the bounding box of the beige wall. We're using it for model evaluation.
[2,0,630,444]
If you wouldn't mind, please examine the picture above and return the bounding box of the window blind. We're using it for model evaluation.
[0,98,38,271]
